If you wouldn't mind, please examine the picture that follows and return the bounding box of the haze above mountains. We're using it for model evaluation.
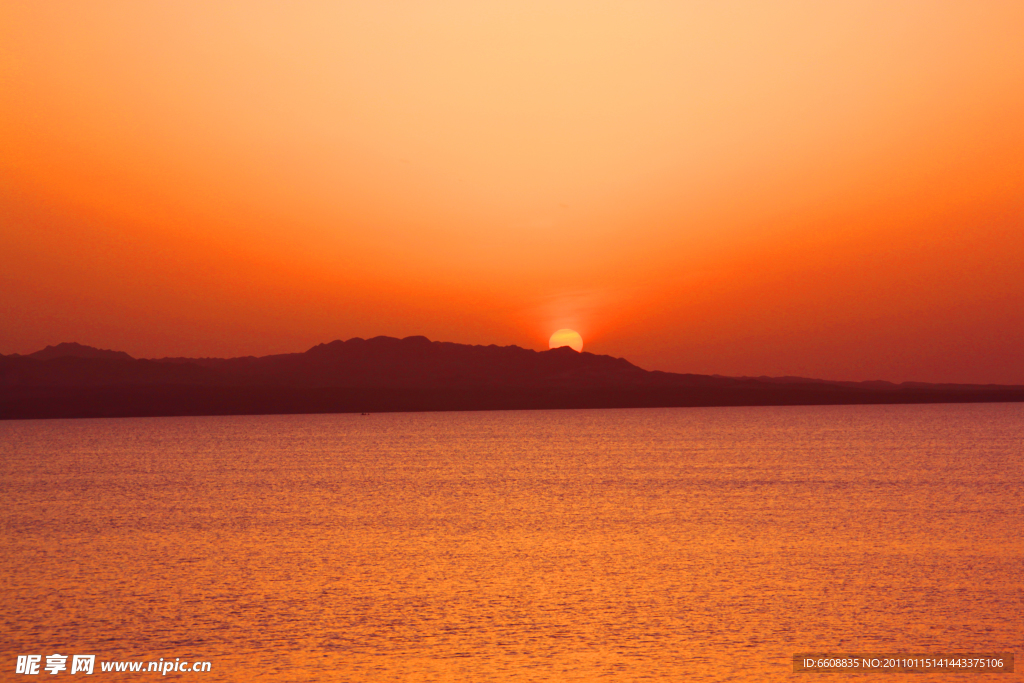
[2,337,1022,420]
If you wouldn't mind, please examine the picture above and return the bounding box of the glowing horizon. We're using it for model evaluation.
[2,1,1023,383]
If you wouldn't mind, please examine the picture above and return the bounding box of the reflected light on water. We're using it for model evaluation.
[1,404,1021,681]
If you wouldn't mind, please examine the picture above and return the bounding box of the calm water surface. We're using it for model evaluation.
[1,404,1021,681]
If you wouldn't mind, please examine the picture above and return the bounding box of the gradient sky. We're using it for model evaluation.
[2,1,1023,382]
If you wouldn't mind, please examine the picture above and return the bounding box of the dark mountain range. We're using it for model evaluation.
[2,336,1022,419]
[28,341,135,362]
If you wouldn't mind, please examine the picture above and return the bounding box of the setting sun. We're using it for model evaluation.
[549,329,583,353]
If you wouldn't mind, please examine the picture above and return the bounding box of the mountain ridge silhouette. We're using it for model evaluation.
[2,336,1022,419]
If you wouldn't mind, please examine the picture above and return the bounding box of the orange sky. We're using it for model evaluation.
[2,1,1023,383]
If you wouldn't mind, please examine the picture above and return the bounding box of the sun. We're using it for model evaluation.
[548,329,583,353]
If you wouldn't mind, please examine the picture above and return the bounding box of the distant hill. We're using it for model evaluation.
[28,342,134,362]
[2,336,1023,419]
